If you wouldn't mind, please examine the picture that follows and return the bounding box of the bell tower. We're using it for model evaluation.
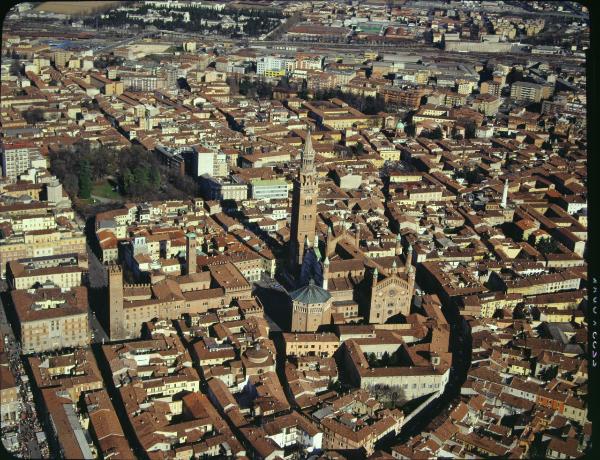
[289,129,319,272]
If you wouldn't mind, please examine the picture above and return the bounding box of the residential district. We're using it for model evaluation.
[0,1,590,459]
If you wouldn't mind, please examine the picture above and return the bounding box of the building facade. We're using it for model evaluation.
[368,252,416,324]
[12,286,89,354]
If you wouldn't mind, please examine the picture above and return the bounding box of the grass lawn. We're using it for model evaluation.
[91,179,122,200]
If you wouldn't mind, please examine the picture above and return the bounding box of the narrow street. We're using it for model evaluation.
[86,243,110,342]
[0,296,48,458]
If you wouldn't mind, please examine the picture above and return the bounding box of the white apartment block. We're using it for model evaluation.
[1,143,46,181]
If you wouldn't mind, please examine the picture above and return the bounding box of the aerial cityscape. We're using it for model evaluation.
[0,1,590,459]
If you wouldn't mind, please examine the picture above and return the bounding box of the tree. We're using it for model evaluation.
[121,169,135,195]
[536,237,559,254]
[298,79,308,99]
[465,168,484,184]
[150,166,161,188]
[78,160,93,199]
[365,353,378,367]
[227,76,240,95]
[465,121,477,139]
[429,127,443,140]
[464,121,477,139]
[22,108,45,124]
[50,142,197,204]
[9,60,21,76]
[389,349,402,366]
[277,76,291,90]
[327,380,353,394]
[368,384,406,409]
[380,351,391,366]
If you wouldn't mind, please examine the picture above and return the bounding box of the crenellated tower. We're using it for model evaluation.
[108,263,126,341]
[186,232,197,275]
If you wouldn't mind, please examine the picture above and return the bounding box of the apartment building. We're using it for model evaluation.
[250,178,288,201]
[1,142,46,180]
[193,145,229,177]
[0,229,87,279]
[7,260,85,290]
[510,81,554,103]
[282,332,340,357]
[257,55,295,77]
[12,286,89,354]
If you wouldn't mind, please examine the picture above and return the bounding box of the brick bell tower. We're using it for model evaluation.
[288,129,319,273]
[108,263,126,341]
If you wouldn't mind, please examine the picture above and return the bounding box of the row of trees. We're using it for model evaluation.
[237,78,274,98]
[313,89,388,115]
[455,166,485,185]
[535,237,560,254]
[93,55,124,69]
[229,77,398,118]
[419,121,477,141]
[368,384,406,409]
[84,4,282,37]
[364,350,404,368]
[22,108,45,124]
[9,59,21,76]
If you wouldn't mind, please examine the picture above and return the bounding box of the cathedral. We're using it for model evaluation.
[288,131,416,330]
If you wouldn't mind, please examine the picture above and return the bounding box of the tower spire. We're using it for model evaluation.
[395,233,402,256]
[314,233,321,260]
[501,178,509,209]
[301,128,316,172]
[406,244,413,270]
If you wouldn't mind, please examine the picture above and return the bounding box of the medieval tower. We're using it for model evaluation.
[108,263,126,341]
[288,129,319,272]
[186,232,197,275]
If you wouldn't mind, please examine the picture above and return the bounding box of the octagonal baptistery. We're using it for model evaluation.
[290,279,332,332]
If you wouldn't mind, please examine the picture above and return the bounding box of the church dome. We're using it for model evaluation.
[290,279,331,305]
[245,348,269,364]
